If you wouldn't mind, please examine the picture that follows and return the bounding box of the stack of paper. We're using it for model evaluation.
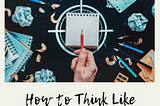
[4,30,33,82]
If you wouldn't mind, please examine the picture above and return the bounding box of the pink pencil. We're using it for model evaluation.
[118,35,131,39]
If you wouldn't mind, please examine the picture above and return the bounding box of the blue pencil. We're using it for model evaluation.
[116,55,137,78]
[28,0,46,5]
[113,48,152,69]
[118,43,143,54]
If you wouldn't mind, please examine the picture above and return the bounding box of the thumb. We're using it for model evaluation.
[76,48,87,71]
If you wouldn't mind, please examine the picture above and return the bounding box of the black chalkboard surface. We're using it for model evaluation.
[5,0,155,82]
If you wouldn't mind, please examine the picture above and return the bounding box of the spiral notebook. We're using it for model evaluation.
[5,34,19,68]
[65,13,99,48]
[10,31,33,72]
[5,30,33,82]
[108,0,137,13]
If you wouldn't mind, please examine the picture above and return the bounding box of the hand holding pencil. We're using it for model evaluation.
[71,48,98,82]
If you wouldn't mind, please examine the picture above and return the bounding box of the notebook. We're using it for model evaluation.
[108,0,137,13]
[10,31,33,72]
[5,34,19,68]
[65,13,99,49]
[5,30,33,82]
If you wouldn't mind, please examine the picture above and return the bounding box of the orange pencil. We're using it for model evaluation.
[81,30,84,49]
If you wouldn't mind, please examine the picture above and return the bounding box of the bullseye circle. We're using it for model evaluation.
[55,5,108,56]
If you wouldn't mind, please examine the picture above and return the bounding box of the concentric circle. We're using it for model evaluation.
[55,5,108,56]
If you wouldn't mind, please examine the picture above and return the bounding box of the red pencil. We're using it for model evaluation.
[81,30,84,49]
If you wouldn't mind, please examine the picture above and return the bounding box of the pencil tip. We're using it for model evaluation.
[113,48,118,52]
[118,43,123,46]
[41,2,46,5]
[118,37,122,39]
[116,55,119,58]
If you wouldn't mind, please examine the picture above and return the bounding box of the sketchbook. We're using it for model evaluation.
[5,30,33,82]
[65,13,99,48]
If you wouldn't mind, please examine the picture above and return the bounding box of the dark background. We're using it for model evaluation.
[5,0,155,82]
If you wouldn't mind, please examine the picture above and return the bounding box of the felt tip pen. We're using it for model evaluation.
[116,55,137,78]
[118,43,143,54]
[81,30,84,49]
[113,48,152,69]
[28,0,46,5]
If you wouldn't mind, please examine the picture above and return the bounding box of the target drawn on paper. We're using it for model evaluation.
[48,0,113,56]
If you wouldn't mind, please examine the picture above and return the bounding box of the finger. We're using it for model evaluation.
[74,49,80,55]
[76,48,87,70]
[71,57,78,70]
[93,66,98,76]
[87,51,95,63]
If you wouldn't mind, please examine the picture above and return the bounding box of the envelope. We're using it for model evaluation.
[137,49,155,82]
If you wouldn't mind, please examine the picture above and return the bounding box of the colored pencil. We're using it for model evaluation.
[118,43,143,54]
[28,0,46,5]
[113,48,152,69]
[116,55,137,78]
[81,30,84,49]
[118,35,131,39]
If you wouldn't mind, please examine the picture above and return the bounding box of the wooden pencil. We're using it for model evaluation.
[118,35,131,39]
[81,30,84,49]
[116,55,137,78]
[113,48,152,69]
[118,43,143,54]
[28,0,46,5]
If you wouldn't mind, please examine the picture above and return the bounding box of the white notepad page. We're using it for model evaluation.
[65,13,99,48]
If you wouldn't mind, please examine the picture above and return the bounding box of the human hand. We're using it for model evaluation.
[71,48,98,82]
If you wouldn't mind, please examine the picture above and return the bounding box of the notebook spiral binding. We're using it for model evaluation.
[67,13,99,17]
[5,32,17,56]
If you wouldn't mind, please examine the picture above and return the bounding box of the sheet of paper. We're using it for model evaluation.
[5,31,19,68]
[10,31,33,72]
[5,31,33,82]
[108,0,137,13]
[65,13,99,48]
